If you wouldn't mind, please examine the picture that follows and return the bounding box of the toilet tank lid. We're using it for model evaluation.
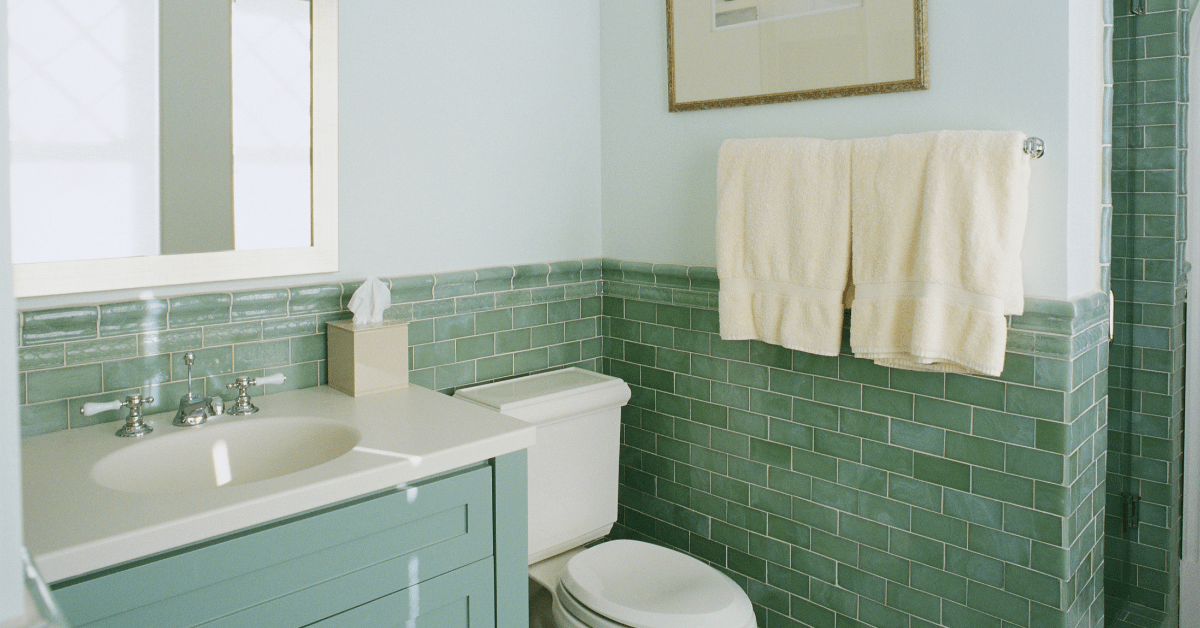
[453,368,630,424]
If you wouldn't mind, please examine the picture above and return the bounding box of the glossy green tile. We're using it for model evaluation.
[22,307,98,345]
[840,512,889,551]
[889,579,945,621]
[169,294,232,328]
[814,377,861,409]
[888,475,941,513]
[203,322,262,347]
[99,299,168,336]
[21,401,68,437]
[861,387,913,421]
[514,347,549,374]
[230,289,290,321]
[139,328,203,356]
[531,323,566,349]
[65,336,138,366]
[433,270,477,299]
[475,266,515,294]
[273,362,321,393]
[967,524,1030,567]
[103,355,170,391]
[455,294,496,315]
[170,346,232,379]
[389,274,435,303]
[972,468,1035,508]
[890,419,945,456]
[19,345,64,371]
[262,316,317,340]
[793,352,839,378]
[456,335,495,361]
[973,408,1036,447]
[942,599,1002,628]
[946,374,1006,411]
[1004,563,1062,609]
[435,361,475,390]
[549,260,583,286]
[945,432,1005,471]
[945,545,1006,590]
[914,453,970,492]
[233,340,290,370]
[290,335,327,363]
[1006,445,1065,484]
[476,354,514,381]
[288,284,342,315]
[513,264,550,289]
[965,580,1029,626]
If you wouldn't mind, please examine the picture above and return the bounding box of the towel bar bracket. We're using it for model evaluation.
[1023,137,1045,159]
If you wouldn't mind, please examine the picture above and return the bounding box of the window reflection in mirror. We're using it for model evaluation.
[8,0,312,264]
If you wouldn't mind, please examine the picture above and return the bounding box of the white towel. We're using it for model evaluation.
[848,130,1031,377]
[716,138,853,356]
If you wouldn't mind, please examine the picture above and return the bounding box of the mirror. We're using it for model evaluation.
[8,0,337,297]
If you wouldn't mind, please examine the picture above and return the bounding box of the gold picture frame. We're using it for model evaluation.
[667,0,929,112]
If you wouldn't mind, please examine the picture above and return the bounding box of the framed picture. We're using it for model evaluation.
[667,0,929,112]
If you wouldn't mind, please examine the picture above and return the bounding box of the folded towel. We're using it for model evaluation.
[716,138,853,356]
[848,130,1031,376]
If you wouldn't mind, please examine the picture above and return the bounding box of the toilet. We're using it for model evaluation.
[455,368,757,628]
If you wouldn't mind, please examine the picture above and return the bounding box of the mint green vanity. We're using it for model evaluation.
[23,386,534,628]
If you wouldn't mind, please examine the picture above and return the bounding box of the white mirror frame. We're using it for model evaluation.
[13,0,339,298]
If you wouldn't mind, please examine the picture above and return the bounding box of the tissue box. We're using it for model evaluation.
[326,319,409,396]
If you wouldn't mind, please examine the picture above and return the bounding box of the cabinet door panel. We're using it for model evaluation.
[55,465,494,628]
[308,558,495,628]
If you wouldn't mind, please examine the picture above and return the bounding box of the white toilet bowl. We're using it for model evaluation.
[533,540,757,628]
[454,370,757,628]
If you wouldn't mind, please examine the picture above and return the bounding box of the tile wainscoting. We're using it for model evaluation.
[18,258,1110,628]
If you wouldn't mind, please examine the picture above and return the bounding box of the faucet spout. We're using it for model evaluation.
[173,396,224,427]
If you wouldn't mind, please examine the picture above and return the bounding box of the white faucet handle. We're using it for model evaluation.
[80,400,124,416]
[257,373,287,387]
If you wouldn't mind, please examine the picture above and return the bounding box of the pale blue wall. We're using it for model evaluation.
[599,0,1103,300]
[0,3,23,618]
[20,0,604,310]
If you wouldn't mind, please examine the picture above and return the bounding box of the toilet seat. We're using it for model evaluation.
[557,540,757,628]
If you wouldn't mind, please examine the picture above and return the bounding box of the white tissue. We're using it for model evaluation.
[348,277,391,324]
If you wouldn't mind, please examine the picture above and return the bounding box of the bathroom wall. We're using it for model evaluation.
[604,262,1110,628]
[18,0,604,311]
[1107,2,1189,626]
[599,0,1103,301]
[16,257,1112,628]
[0,3,23,618]
[18,264,604,437]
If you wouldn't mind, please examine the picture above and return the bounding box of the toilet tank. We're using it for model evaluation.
[454,368,631,564]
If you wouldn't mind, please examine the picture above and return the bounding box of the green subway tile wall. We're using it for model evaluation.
[602,262,1110,628]
[18,258,1115,628]
[1109,2,1187,627]
[18,260,603,437]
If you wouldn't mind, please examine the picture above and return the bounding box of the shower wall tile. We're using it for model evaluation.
[1111,2,1185,626]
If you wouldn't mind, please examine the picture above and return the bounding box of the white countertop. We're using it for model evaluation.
[22,385,536,583]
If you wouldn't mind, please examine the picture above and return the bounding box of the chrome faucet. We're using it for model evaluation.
[173,352,224,427]
[225,373,287,415]
[81,394,156,437]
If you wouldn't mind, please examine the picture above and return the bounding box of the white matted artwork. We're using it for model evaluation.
[668,0,929,111]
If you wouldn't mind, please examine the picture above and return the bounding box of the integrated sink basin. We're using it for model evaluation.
[91,416,362,494]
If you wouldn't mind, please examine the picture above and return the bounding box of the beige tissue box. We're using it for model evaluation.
[326,319,409,396]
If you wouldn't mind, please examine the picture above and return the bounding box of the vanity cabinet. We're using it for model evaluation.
[48,452,529,628]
